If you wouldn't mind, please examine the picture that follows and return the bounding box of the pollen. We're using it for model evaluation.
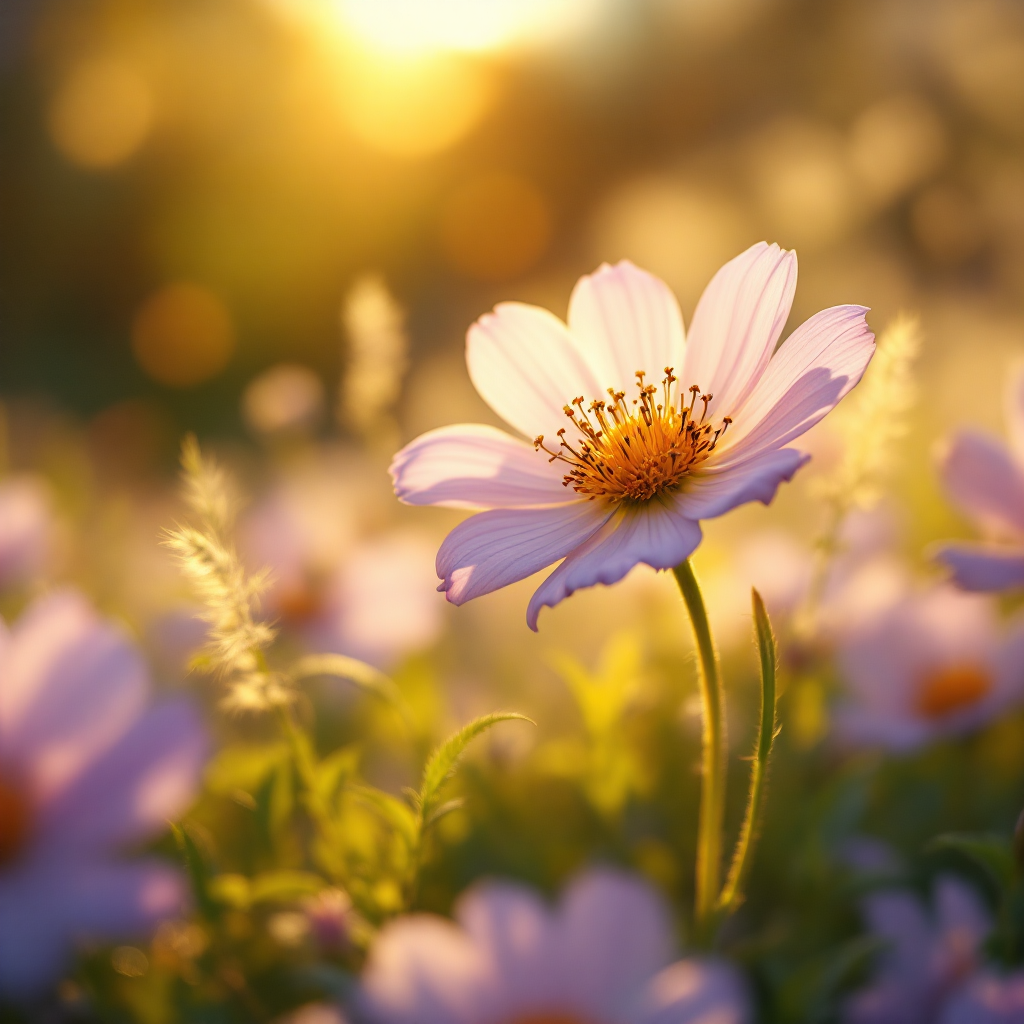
[914,663,992,720]
[534,369,730,503]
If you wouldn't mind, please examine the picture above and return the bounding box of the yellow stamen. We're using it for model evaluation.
[914,664,992,719]
[535,368,730,503]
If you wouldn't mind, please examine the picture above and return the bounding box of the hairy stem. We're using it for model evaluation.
[719,589,778,914]
[673,559,726,941]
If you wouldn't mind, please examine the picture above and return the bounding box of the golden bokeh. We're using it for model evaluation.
[342,53,496,158]
[47,58,154,170]
[439,172,551,281]
[131,284,235,388]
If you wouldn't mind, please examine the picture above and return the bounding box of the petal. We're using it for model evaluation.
[0,860,185,998]
[38,699,207,853]
[0,590,148,800]
[931,542,1024,592]
[556,869,675,1018]
[526,501,702,630]
[358,915,489,1024]
[566,261,686,393]
[716,305,874,466]
[674,448,810,521]
[938,429,1024,538]
[390,424,568,510]
[0,475,52,590]
[437,502,611,606]
[633,960,751,1024]
[457,882,559,1011]
[466,302,603,440]
[680,242,797,419]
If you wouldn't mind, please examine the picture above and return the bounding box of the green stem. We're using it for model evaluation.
[718,589,778,914]
[673,559,726,941]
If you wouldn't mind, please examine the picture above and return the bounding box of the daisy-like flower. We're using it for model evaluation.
[0,591,207,997]
[844,876,1001,1024]
[239,468,443,667]
[391,243,874,628]
[933,364,1024,592]
[359,867,749,1024]
[834,577,1024,752]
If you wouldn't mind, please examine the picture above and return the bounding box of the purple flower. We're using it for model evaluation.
[933,365,1024,593]
[359,867,750,1024]
[0,591,207,997]
[845,877,990,1024]
[942,972,1024,1023]
[834,577,1024,752]
[390,243,874,629]
[0,476,54,592]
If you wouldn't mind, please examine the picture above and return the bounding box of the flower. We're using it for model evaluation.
[239,466,443,667]
[834,577,1024,752]
[359,867,749,1024]
[0,475,54,592]
[0,590,207,997]
[391,243,874,628]
[933,364,1024,592]
[941,973,1024,1023]
[844,876,998,1024]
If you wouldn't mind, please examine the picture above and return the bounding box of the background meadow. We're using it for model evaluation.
[3,0,1024,1021]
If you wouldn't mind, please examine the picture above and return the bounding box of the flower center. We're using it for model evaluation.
[0,774,31,867]
[914,663,992,719]
[535,369,730,503]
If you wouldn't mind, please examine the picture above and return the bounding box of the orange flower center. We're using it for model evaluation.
[535,370,730,503]
[914,663,992,719]
[0,774,31,867]
[277,582,325,624]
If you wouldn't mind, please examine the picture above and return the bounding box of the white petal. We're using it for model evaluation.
[466,302,602,440]
[680,242,797,419]
[437,502,611,606]
[674,448,810,520]
[938,429,1024,538]
[526,501,702,630]
[567,261,686,393]
[716,305,874,466]
[390,424,569,510]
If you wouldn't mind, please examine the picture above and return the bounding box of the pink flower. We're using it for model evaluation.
[0,591,207,997]
[359,868,749,1024]
[239,467,444,667]
[391,243,874,628]
[933,365,1024,592]
[834,577,1024,752]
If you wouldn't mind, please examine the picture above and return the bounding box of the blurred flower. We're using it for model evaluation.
[0,590,207,997]
[243,364,326,438]
[359,867,749,1024]
[392,243,874,629]
[844,876,994,1024]
[240,471,442,666]
[0,475,54,591]
[340,275,409,438]
[933,364,1024,592]
[834,577,1024,752]
[942,973,1024,1023]
[304,888,355,952]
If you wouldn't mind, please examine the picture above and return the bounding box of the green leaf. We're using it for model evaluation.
[348,783,419,847]
[250,870,325,903]
[290,654,411,722]
[205,742,289,798]
[172,822,218,922]
[315,744,361,809]
[927,832,1015,892]
[423,797,465,830]
[419,712,533,818]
